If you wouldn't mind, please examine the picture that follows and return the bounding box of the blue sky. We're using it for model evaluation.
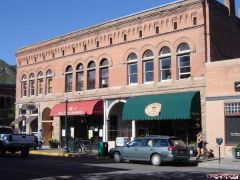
[0,0,239,65]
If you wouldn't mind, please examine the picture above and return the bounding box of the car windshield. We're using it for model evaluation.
[169,138,187,148]
[0,128,13,134]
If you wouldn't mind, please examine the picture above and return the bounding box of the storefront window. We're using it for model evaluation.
[76,63,84,91]
[87,61,96,90]
[99,59,109,88]
[142,50,154,83]
[225,102,240,145]
[159,47,171,81]
[127,53,138,85]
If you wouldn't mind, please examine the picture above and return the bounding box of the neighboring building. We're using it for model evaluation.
[206,58,240,157]
[0,60,16,126]
[15,0,240,156]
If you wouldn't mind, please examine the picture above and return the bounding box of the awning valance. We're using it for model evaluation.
[122,91,200,120]
[50,100,103,116]
[26,116,38,124]
[11,116,23,125]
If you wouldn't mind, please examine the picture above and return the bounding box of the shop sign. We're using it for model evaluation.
[145,103,162,117]
[234,81,240,92]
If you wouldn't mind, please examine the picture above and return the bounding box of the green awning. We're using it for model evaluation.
[122,91,200,120]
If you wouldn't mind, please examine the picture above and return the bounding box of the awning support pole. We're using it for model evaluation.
[131,120,136,141]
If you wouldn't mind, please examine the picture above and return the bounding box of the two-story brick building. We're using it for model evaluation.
[15,0,240,156]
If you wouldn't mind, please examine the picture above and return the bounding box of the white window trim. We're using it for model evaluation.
[128,63,138,85]
[143,60,154,84]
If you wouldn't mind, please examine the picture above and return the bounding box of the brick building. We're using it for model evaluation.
[15,0,240,156]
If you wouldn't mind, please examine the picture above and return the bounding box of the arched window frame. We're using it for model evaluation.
[37,71,44,95]
[76,63,84,91]
[21,74,27,97]
[65,65,73,92]
[127,53,138,85]
[29,73,35,96]
[99,59,109,88]
[177,43,191,79]
[142,50,154,83]
[87,61,96,90]
[159,47,171,81]
[46,69,53,94]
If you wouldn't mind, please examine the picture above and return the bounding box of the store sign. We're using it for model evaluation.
[234,81,240,92]
[145,103,162,117]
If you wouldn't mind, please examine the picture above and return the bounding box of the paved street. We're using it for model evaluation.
[0,154,239,180]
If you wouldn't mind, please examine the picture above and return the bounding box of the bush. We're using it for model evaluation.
[49,139,59,148]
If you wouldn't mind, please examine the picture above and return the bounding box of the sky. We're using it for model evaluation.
[0,0,239,65]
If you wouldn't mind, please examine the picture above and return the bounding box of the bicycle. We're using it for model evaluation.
[76,138,92,154]
[201,141,214,160]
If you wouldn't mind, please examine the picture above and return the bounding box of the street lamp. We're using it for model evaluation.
[64,97,69,152]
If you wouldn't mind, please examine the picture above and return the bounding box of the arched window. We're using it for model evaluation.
[21,74,27,97]
[159,47,171,81]
[177,43,191,79]
[46,69,53,94]
[37,71,43,95]
[29,73,35,96]
[142,50,154,83]
[76,63,84,91]
[127,53,138,85]
[65,65,73,92]
[99,59,109,88]
[87,61,96,90]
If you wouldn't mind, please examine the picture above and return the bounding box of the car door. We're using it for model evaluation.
[122,139,142,160]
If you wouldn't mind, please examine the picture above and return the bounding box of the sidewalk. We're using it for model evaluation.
[196,157,240,171]
[30,145,100,158]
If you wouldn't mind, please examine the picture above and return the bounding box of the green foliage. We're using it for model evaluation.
[0,59,16,84]
[49,139,59,148]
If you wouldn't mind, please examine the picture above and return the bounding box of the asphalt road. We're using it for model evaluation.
[0,154,239,180]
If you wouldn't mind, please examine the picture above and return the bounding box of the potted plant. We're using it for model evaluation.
[188,142,197,157]
[232,144,240,159]
[49,139,59,148]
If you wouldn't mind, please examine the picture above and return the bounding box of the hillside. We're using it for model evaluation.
[0,59,16,84]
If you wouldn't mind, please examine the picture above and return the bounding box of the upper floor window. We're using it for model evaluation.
[177,43,191,79]
[127,53,138,85]
[65,66,73,92]
[110,38,113,45]
[193,17,197,26]
[21,74,27,97]
[156,26,159,34]
[87,61,96,90]
[46,69,53,94]
[76,63,84,91]
[96,41,99,48]
[37,71,43,95]
[159,47,171,81]
[142,50,154,83]
[99,59,109,88]
[124,34,127,42]
[29,73,35,96]
[139,30,142,38]
[174,22,178,30]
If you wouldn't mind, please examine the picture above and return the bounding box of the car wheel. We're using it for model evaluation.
[113,152,122,163]
[21,148,30,158]
[0,145,6,157]
[151,154,161,166]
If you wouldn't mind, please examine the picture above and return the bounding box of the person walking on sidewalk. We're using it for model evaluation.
[37,129,43,149]
[196,132,204,161]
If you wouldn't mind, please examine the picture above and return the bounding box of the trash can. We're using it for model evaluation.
[98,142,108,156]
[234,147,240,159]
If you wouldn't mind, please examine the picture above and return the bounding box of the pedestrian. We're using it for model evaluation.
[38,129,43,149]
[196,132,204,161]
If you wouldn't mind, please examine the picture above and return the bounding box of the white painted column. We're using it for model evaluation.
[103,100,107,142]
[131,120,136,141]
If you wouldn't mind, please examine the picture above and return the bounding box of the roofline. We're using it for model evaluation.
[17,0,188,52]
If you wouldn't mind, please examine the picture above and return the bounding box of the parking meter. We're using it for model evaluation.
[216,137,223,145]
[216,137,223,164]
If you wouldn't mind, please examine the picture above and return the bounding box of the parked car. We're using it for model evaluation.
[0,126,37,157]
[109,136,190,166]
